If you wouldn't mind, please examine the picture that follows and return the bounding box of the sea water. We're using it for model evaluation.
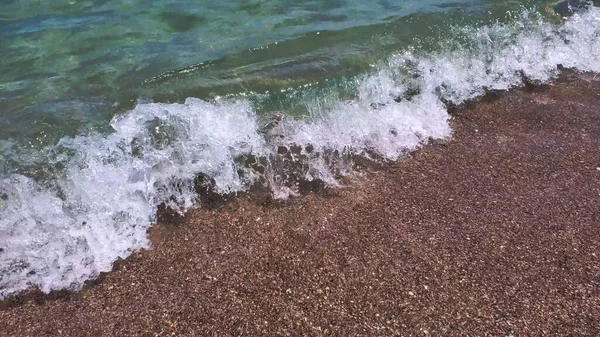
[1,0,599,298]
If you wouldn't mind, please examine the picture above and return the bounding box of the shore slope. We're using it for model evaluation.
[2,73,600,336]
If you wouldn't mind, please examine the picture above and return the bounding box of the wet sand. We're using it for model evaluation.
[1,72,600,336]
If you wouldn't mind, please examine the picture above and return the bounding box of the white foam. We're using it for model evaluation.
[270,92,450,159]
[0,99,266,297]
[1,8,600,298]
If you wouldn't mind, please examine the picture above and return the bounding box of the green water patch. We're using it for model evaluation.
[159,10,206,32]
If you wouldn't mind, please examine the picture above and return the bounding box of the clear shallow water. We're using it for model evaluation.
[1,0,600,298]
[0,0,556,145]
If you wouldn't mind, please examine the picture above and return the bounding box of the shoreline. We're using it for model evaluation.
[1,72,600,335]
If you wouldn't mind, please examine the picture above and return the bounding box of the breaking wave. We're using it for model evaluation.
[1,7,600,298]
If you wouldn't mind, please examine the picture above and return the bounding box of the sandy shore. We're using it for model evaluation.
[2,72,600,336]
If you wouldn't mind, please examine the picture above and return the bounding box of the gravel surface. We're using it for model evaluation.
[1,72,600,336]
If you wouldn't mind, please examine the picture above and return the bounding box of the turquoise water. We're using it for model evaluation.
[2,0,600,298]
[0,0,558,147]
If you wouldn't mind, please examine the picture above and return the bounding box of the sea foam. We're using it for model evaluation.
[1,7,600,298]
